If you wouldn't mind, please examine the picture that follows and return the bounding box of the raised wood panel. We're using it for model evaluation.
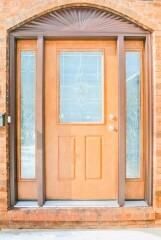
[58,136,75,180]
[85,136,102,180]
[125,181,144,199]
[124,40,144,49]
[18,181,37,200]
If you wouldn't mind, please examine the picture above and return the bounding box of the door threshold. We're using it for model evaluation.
[124,200,148,207]
[14,200,119,208]
[43,200,119,208]
[14,201,39,208]
[14,200,148,208]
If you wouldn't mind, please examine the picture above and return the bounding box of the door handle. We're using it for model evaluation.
[108,114,115,120]
[108,125,117,132]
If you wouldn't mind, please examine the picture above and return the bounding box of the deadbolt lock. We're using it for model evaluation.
[108,114,115,120]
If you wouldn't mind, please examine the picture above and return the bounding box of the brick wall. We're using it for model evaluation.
[0,207,157,229]
[0,0,161,228]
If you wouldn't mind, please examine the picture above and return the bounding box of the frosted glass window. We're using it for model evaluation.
[20,51,36,179]
[126,52,141,179]
[59,51,103,123]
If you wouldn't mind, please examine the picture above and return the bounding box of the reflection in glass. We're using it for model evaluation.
[126,52,141,179]
[59,51,103,123]
[21,51,35,179]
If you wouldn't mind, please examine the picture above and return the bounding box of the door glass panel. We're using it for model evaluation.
[20,51,36,179]
[126,52,141,179]
[59,51,103,123]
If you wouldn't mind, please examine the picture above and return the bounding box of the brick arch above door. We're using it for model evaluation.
[6,0,156,33]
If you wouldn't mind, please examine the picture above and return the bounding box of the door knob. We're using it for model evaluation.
[108,114,115,120]
[108,125,116,132]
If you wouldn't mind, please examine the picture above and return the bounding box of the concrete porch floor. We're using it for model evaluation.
[1,229,161,240]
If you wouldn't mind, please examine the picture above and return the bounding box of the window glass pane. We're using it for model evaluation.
[126,52,141,179]
[21,51,36,179]
[59,51,103,123]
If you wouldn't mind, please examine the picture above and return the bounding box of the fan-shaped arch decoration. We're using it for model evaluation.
[11,6,148,36]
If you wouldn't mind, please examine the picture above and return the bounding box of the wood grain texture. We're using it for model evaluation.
[85,136,102,180]
[45,40,118,200]
[58,137,76,180]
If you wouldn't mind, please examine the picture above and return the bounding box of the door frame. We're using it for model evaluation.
[8,8,153,208]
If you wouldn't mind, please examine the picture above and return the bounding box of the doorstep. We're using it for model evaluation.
[6,201,155,224]
[1,203,156,229]
[0,200,154,229]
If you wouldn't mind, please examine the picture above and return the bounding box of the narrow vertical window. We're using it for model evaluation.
[20,51,36,179]
[126,52,141,179]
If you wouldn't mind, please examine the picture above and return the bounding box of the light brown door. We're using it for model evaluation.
[45,40,118,200]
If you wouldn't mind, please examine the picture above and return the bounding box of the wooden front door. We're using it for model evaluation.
[45,40,118,200]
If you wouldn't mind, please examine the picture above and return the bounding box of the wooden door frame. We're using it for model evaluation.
[8,5,153,208]
[9,33,152,207]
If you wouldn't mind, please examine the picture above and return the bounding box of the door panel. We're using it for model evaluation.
[85,136,102,179]
[45,40,118,200]
[58,136,75,180]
